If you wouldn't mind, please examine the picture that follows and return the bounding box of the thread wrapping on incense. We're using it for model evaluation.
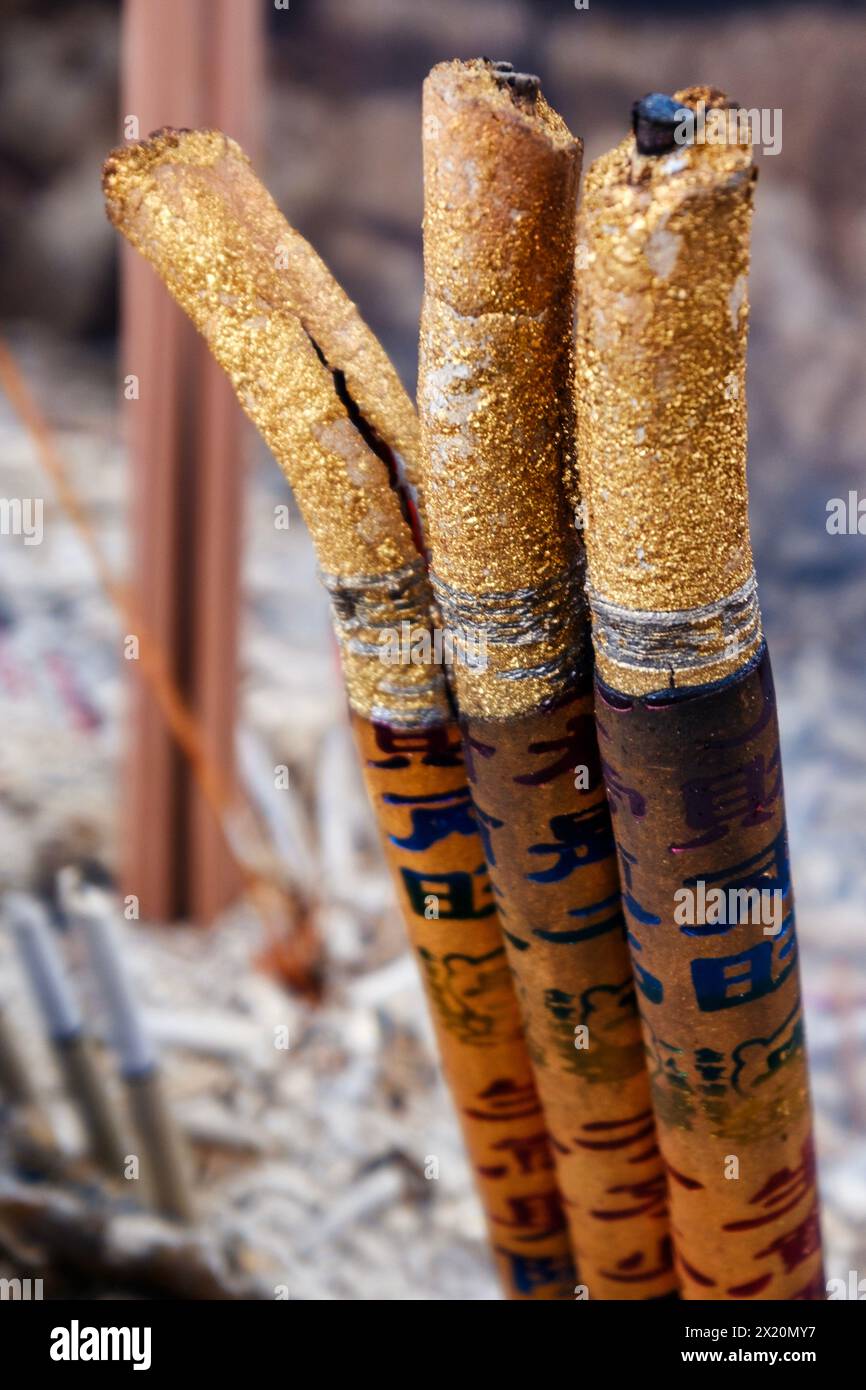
[103,130,575,1298]
[419,59,675,1299]
[576,89,823,1300]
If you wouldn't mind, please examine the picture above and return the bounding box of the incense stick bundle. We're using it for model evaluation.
[576,89,823,1299]
[419,60,674,1298]
[103,130,575,1299]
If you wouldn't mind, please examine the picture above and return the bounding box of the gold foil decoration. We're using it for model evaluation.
[419,60,583,719]
[576,90,763,695]
[104,128,447,726]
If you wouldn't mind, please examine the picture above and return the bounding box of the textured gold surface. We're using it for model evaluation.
[105,128,423,515]
[419,60,583,719]
[104,128,448,724]
[576,91,762,693]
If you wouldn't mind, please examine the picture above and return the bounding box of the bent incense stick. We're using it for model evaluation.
[104,129,574,1299]
[576,89,823,1300]
[419,60,674,1298]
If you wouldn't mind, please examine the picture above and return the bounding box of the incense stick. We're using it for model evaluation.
[577,89,823,1300]
[6,894,128,1178]
[0,995,36,1106]
[418,59,674,1298]
[62,875,195,1222]
[103,129,575,1298]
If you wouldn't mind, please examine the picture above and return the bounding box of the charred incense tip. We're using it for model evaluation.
[631,92,683,154]
[477,56,541,99]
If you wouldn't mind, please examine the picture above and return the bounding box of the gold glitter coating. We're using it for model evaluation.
[419,60,584,719]
[104,128,423,516]
[576,91,763,694]
[103,128,448,725]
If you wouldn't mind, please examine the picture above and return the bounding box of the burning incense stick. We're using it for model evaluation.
[6,894,128,1177]
[576,89,823,1299]
[418,59,674,1299]
[103,129,575,1298]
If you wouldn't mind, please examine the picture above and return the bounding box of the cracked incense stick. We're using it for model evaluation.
[419,59,674,1299]
[103,128,575,1299]
[576,89,823,1300]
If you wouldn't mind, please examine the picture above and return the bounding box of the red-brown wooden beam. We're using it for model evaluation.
[120,0,263,922]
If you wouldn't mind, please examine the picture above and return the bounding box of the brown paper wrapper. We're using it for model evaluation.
[352,711,576,1300]
[595,649,823,1299]
[462,678,676,1299]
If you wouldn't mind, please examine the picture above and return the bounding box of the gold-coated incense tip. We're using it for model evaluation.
[419,62,584,720]
[576,89,762,696]
[105,126,448,727]
[103,126,424,529]
[422,59,581,318]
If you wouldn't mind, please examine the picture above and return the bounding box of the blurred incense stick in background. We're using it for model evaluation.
[577,89,823,1299]
[418,59,674,1298]
[6,893,128,1178]
[61,872,195,1222]
[0,993,36,1107]
[102,128,576,1299]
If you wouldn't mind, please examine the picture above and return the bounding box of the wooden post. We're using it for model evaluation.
[120,0,263,922]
